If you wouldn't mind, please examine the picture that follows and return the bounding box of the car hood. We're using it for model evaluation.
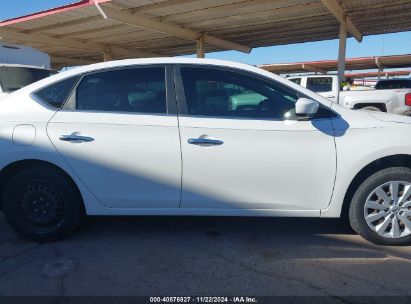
[370,112,411,124]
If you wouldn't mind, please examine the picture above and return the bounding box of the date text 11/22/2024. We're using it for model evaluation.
[149,297,258,303]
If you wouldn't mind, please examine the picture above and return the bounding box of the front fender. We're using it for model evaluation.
[322,124,411,217]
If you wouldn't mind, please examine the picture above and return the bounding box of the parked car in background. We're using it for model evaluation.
[288,74,411,116]
[1,58,411,245]
[0,64,56,98]
[0,43,56,98]
[375,78,411,90]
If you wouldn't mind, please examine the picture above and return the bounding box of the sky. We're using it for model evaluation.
[1,0,411,66]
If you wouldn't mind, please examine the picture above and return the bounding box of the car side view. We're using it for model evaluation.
[0,58,411,245]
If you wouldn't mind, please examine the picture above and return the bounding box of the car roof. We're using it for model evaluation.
[21,57,281,92]
[67,57,255,75]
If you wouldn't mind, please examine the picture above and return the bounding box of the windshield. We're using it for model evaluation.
[0,66,56,93]
[375,79,411,90]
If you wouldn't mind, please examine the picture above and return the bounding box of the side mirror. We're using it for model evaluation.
[295,98,319,118]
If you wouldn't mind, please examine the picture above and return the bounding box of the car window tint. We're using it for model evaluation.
[289,78,301,85]
[306,77,333,93]
[76,67,166,114]
[375,80,411,90]
[180,67,299,119]
[34,76,80,109]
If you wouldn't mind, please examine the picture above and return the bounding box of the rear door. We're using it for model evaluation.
[47,65,182,209]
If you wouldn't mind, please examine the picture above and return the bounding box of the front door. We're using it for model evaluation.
[176,66,336,211]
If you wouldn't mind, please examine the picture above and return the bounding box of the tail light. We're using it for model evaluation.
[406,93,411,106]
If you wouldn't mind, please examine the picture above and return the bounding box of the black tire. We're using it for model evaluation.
[2,165,84,242]
[349,167,411,246]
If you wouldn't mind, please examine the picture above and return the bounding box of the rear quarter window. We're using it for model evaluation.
[33,76,80,109]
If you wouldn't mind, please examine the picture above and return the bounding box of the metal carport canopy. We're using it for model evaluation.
[259,54,411,74]
[0,0,411,69]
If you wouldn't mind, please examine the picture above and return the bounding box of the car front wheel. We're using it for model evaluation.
[349,167,411,245]
[2,165,85,242]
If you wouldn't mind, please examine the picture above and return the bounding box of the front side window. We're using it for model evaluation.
[34,76,79,109]
[180,67,300,119]
[75,67,166,114]
[306,77,333,93]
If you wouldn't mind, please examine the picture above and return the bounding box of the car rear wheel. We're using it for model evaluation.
[2,165,85,242]
[349,167,411,245]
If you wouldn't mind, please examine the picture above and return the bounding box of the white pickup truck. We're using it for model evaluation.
[287,74,411,116]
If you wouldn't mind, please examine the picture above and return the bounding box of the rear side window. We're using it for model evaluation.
[34,76,79,109]
[75,67,167,114]
[306,77,333,93]
[375,80,411,90]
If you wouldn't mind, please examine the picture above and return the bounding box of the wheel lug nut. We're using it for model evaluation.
[399,203,403,206]
[391,214,395,218]
[399,211,404,215]
[384,208,389,212]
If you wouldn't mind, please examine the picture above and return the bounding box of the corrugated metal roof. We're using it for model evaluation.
[345,70,411,78]
[259,54,411,74]
[0,0,410,68]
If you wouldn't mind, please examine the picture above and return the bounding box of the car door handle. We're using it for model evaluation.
[188,138,224,146]
[59,133,94,143]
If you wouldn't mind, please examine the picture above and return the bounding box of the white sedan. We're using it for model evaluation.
[0,58,411,245]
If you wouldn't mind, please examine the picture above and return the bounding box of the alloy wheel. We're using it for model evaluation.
[364,181,411,239]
